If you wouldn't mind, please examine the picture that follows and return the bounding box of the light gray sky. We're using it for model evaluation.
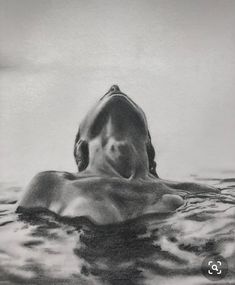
[0,0,235,185]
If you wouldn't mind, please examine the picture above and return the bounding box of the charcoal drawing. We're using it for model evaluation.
[0,1,234,284]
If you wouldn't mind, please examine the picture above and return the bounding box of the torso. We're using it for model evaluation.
[34,171,182,224]
[18,170,218,224]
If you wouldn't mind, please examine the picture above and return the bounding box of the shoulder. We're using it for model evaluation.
[17,171,66,210]
[26,171,64,192]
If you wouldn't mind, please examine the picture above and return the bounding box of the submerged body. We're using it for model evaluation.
[17,85,218,224]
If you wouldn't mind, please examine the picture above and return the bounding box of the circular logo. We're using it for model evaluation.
[201,255,228,281]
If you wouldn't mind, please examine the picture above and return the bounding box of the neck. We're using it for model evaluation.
[87,136,149,179]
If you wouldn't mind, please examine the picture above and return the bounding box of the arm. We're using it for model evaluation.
[161,179,220,194]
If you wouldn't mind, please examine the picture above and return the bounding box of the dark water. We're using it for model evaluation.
[0,171,235,285]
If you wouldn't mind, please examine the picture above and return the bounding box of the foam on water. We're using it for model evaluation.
[0,171,234,285]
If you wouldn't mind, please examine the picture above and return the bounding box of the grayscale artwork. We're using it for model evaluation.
[0,1,234,285]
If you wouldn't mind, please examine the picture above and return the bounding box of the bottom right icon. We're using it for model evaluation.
[201,255,228,281]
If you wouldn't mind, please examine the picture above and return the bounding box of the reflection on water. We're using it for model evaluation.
[0,171,235,285]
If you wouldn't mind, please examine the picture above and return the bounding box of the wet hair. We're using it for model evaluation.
[73,129,158,177]
[73,131,89,172]
[146,131,158,178]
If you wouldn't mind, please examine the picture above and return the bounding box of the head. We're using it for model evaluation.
[74,85,158,178]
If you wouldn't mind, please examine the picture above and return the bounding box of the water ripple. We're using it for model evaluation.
[0,174,235,285]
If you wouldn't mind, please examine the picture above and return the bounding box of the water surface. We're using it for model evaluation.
[0,171,235,285]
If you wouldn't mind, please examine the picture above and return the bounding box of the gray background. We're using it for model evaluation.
[0,0,234,185]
